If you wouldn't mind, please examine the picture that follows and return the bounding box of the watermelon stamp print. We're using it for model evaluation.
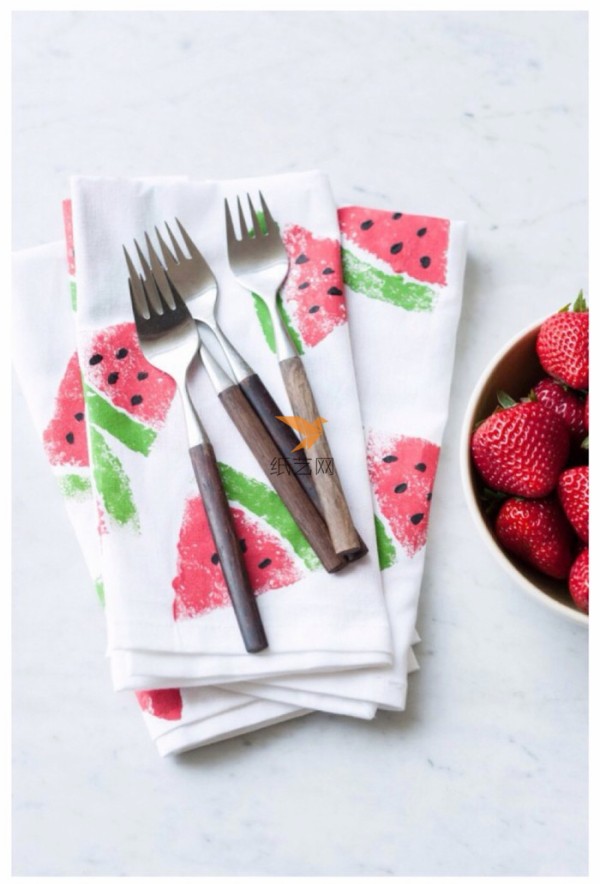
[43,352,90,471]
[136,688,183,721]
[249,217,347,353]
[367,432,440,558]
[339,207,450,311]
[172,464,319,620]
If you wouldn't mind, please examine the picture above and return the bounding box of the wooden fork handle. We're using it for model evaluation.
[189,441,268,653]
[240,372,369,564]
[218,385,347,574]
[279,356,362,557]
[239,373,319,506]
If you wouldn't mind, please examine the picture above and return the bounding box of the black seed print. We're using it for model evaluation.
[322,267,334,275]
[239,539,247,554]
[390,242,403,255]
[360,219,374,230]
[131,395,143,406]
[426,492,433,501]
[66,432,75,444]
[383,455,398,463]
[415,463,427,472]
[327,286,343,295]
[258,558,272,569]
[298,282,310,290]
[394,483,408,494]
[115,347,129,359]
[107,372,119,385]
[89,353,103,365]
[211,553,219,565]
[417,228,427,237]
[74,412,84,422]
[420,256,431,268]
[308,305,320,313]
[392,212,403,219]
[137,371,149,381]
[411,513,424,525]
[295,254,309,265]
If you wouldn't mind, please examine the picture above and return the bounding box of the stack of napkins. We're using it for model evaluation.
[12,170,466,756]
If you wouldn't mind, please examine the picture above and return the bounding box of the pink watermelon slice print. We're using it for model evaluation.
[339,207,450,312]
[173,498,302,619]
[82,322,175,427]
[136,688,183,721]
[367,432,440,558]
[280,225,347,348]
[43,352,89,469]
[339,207,449,284]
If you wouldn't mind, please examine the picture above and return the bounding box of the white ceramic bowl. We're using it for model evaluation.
[460,316,588,626]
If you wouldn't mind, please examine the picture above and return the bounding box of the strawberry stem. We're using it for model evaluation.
[497,391,517,409]
[572,290,588,313]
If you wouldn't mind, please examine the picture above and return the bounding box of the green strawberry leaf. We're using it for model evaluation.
[497,391,517,409]
[572,290,588,312]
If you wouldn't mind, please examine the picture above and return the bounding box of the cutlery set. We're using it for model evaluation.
[124,194,367,652]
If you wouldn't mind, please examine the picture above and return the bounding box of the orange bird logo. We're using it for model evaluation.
[276,415,328,451]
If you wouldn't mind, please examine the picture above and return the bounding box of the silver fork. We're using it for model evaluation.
[141,220,316,490]
[225,193,363,558]
[133,232,346,574]
[123,246,268,653]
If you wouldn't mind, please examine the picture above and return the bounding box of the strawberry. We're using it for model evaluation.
[536,292,589,390]
[557,465,589,543]
[532,378,587,443]
[568,547,589,613]
[471,396,570,498]
[495,497,575,579]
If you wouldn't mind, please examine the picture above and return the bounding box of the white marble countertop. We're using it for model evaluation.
[12,11,588,876]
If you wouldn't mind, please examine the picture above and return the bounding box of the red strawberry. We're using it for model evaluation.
[471,396,570,497]
[495,497,575,579]
[533,378,587,443]
[557,466,589,543]
[568,547,589,613]
[536,293,589,390]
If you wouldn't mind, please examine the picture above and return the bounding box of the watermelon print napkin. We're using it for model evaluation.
[213,206,467,713]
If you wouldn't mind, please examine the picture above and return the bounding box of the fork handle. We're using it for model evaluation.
[239,373,318,505]
[240,373,369,564]
[189,441,268,653]
[217,385,347,573]
[279,356,362,557]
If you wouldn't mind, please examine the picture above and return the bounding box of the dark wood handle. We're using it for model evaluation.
[240,373,320,507]
[240,372,368,564]
[218,385,347,573]
[279,356,362,557]
[189,442,268,653]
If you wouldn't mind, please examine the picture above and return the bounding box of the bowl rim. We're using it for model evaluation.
[459,315,588,627]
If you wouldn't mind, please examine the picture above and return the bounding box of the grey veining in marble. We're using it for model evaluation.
[12,10,587,876]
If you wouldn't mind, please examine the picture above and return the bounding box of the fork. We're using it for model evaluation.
[225,193,363,558]
[123,247,268,653]
[145,219,316,499]
[134,231,346,574]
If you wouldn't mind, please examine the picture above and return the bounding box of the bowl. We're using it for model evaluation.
[460,316,588,626]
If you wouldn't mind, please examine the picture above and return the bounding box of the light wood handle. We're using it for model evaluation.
[218,385,347,573]
[189,442,268,653]
[279,356,362,557]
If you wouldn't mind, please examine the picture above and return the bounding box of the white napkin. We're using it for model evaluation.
[213,205,467,712]
[68,172,392,688]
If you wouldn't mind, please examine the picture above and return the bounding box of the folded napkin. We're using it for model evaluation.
[13,170,467,754]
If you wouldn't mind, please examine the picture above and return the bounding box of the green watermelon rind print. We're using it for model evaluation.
[374,514,397,571]
[89,425,139,528]
[57,473,92,498]
[251,292,305,356]
[341,248,436,312]
[217,462,320,571]
[84,384,157,456]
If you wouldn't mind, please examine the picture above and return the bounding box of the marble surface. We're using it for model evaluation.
[12,11,588,877]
